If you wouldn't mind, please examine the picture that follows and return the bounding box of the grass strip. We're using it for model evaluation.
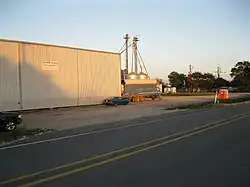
[163,92,214,97]
[164,96,250,110]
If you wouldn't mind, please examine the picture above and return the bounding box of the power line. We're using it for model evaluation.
[119,42,132,54]
[118,42,126,53]
[137,47,149,75]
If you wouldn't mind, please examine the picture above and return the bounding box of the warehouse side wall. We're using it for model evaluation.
[20,43,79,109]
[78,50,121,105]
[0,41,21,111]
[0,39,121,111]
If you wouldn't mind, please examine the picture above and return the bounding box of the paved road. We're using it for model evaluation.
[1,103,250,187]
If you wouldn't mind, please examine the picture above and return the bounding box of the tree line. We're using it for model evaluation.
[167,61,250,92]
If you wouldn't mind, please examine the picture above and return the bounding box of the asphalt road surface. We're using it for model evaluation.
[1,103,250,187]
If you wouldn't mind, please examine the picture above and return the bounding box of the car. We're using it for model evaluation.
[0,111,23,131]
[103,97,130,106]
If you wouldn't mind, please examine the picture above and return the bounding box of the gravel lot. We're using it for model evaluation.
[21,93,249,130]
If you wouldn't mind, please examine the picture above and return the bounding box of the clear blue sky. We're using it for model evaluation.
[1,0,250,80]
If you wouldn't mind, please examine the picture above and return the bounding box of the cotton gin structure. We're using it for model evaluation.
[0,39,121,111]
[120,34,161,96]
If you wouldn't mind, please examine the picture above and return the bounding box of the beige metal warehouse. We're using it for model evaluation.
[0,39,121,111]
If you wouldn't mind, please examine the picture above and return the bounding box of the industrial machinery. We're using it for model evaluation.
[119,34,162,102]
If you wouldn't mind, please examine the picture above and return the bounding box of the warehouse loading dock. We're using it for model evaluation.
[0,39,121,111]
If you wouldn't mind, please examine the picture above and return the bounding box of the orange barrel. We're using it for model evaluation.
[219,89,229,100]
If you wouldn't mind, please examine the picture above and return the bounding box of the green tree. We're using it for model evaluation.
[168,71,187,90]
[191,72,204,91]
[230,61,250,90]
[214,77,229,88]
[191,72,216,91]
[203,73,216,90]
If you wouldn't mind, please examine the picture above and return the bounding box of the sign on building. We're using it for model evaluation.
[41,61,59,71]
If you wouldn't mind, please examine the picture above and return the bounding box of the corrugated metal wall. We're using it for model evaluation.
[20,43,79,109]
[0,41,21,111]
[78,50,121,105]
[0,39,121,111]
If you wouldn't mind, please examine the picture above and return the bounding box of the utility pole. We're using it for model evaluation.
[123,34,130,78]
[133,36,139,74]
[188,64,193,93]
[189,64,193,74]
[216,66,222,78]
[213,66,226,79]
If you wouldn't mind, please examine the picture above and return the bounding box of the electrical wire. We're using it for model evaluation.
[137,47,149,75]
[136,51,143,72]
[119,43,132,54]
[118,42,126,53]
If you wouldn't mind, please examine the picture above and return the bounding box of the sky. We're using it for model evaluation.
[1,0,250,80]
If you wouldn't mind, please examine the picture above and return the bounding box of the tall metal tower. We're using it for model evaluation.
[123,34,130,77]
[119,34,149,79]
[216,66,223,78]
[213,65,226,79]
[132,36,139,74]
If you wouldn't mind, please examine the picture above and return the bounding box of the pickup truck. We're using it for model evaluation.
[0,112,23,131]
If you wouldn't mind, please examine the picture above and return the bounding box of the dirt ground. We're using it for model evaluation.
[21,94,248,130]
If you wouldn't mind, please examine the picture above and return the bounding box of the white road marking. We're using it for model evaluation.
[0,110,192,151]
